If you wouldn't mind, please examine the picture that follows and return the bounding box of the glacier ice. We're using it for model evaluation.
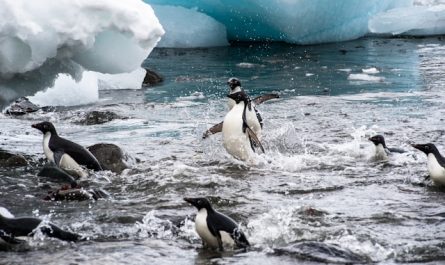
[29,72,99,107]
[146,0,411,45]
[369,4,445,36]
[0,0,164,106]
[153,5,228,48]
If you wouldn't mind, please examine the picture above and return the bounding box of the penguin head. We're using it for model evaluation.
[368,135,386,147]
[227,77,241,92]
[184,197,213,211]
[412,143,439,155]
[32,121,57,135]
[227,91,249,104]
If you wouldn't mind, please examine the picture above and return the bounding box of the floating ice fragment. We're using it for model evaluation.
[362,67,380,74]
[348,74,385,82]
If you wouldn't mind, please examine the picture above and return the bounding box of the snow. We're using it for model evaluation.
[0,0,164,105]
[153,5,228,48]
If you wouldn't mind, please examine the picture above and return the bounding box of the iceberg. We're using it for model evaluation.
[369,4,445,36]
[146,0,411,45]
[0,0,164,106]
[153,5,228,48]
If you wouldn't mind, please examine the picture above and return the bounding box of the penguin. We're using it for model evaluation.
[412,143,445,186]
[202,78,279,139]
[32,121,102,179]
[0,207,82,247]
[183,197,249,250]
[368,135,405,160]
[223,91,264,161]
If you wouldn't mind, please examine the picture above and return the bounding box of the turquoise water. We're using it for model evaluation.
[1,37,445,264]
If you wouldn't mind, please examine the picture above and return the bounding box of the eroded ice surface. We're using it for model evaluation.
[0,0,164,105]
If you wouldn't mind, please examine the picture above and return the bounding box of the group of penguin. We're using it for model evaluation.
[2,77,445,251]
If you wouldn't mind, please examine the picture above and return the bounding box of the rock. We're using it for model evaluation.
[37,164,78,187]
[3,97,40,116]
[75,110,121,125]
[0,150,28,167]
[44,187,109,201]
[143,68,163,86]
[87,143,128,174]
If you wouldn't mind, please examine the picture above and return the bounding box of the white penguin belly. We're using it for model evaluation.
[59,154,88,179]
[427,154,445,186]
[374,144,388,160]
[195,209,219,248]
[222,106,253,161]
[195,209,235,249]
[43,132,54,163]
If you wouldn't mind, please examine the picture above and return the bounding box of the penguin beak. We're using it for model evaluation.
[184,197,198,207]
[31,123,40,130]
[411,144,421,150]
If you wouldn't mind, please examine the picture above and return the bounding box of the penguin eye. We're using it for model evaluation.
[197,199,202,204]
[425,146,429,150]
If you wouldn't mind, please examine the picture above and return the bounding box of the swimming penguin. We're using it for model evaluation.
[368,135,405,160]
[412,143,445,186]
[32,121,102,179]
[183,197,249,250]
[202,78,279,139]
[0,207,82,247]
[223,91,264,161]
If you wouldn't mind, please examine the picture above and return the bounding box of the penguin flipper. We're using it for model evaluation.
[206,221,224,250]
[53,151,64,167]
[246,127,265,153]
[0,230,22,244]
[253,93,279,105]
[202,122,223,139]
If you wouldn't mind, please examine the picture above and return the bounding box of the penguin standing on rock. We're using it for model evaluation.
[0,207,82,247]
[203,78,279,139]
[368,135,405,160]
[32,121,102,179]
[223,91,265,161]
[412,143,445,186]
[184,197,249,251]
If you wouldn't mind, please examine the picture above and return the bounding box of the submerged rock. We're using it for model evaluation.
[44,187,109,201]
[3,97,40,116]
[37,164,78,187]
[273,241,371,264]
[87,143,128,174]
[75,110,121,125]
[0,150,28,167]
[143,68,163,86]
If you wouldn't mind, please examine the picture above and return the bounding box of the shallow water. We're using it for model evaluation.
[1,37,445,264]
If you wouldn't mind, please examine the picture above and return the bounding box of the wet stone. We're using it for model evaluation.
[44,187,109,201]
[75,110,121,125]
[87,143,128,174]
[0,150,28,167]
[3,97,40,116]
[143,68,163,86]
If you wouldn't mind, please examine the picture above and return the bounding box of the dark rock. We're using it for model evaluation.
[75,110,121,125]
[3,97,40,115]
[44,187,109,201]
[38,164,78,188]
[87,143,128,174]
[143,68,163,86]
[0,150,28,167]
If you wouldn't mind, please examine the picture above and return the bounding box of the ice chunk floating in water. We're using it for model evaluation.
[146,0,411,44]
[0,0,164,105]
